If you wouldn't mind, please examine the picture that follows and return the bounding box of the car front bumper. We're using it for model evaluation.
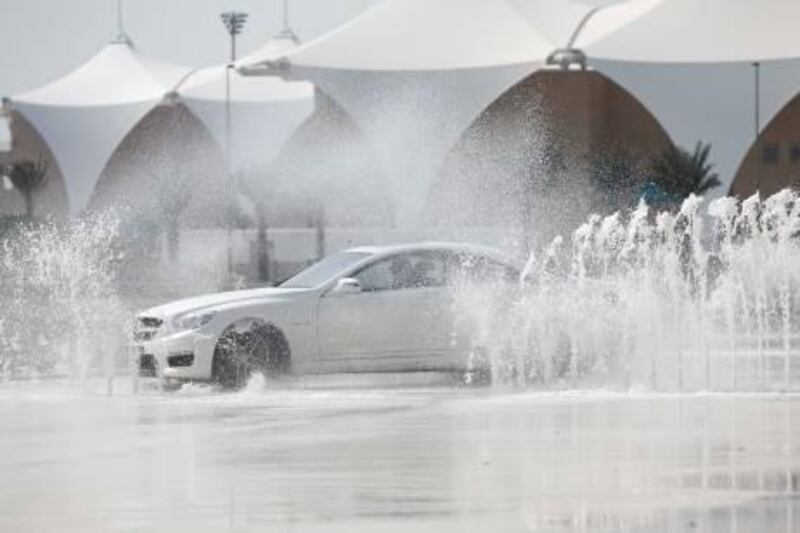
[134,329,217,381]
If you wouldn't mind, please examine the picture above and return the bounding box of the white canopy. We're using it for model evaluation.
[253,0,603,225]
[579,0,800,64]
[180,32,313,170]
[283,0,554,72]
[9,39,191,212]
[576,0,800,196]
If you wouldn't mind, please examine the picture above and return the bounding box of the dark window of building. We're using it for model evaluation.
[762,143,779,165]
[791,143,800,164]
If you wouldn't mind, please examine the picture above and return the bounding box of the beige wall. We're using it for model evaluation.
[730,93,800,199]
[0,111,68,217]
[89,102,227,227]
[549,70,671,159]
[1,71,678,226]
[0,171,24,215]
[426,69,673,236]
[268,89,394,227]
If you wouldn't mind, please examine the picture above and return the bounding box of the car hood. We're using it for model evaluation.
[139,287,309,319]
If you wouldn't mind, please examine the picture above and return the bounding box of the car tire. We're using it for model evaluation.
[211,319,290,390]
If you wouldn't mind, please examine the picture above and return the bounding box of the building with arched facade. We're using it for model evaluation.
[266,89,393,228]
[179,26,313,174]
[0,34,191,216]
[243,0,572,226]
[1,21,313,220]
[0,108,69,217]
[577,0,800,202]
[241,0,667,233]
[7,0,800,231]
[244,0,800,230]
[730,94,800,198]
[427,69,672,239]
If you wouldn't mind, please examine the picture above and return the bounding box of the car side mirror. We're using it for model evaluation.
[332,277,362,295]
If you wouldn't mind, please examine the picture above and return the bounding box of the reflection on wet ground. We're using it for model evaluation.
[0,377,798,532]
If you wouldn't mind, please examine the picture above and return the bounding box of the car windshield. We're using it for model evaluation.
[280,251,371,288]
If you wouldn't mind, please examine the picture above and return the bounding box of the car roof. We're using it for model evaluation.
[345,242,521,267]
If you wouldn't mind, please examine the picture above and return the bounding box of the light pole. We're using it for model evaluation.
[752,61,761,192]
[221,11,248,62]
[220,11,248,277]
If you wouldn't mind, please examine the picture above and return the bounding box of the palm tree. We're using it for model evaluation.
[7,156,49,218]
[649,141,721,202]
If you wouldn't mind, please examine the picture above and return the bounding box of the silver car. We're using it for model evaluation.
[133,242,521,389]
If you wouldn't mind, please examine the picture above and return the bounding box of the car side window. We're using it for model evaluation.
[447,252,519,285]
[354,252,446,292]
[355,259,395,292]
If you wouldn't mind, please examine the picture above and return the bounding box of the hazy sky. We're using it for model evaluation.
[0,0,380,96]
[0,0,618,97]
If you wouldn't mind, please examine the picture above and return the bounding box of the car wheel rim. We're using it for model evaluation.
[215,320,270,389]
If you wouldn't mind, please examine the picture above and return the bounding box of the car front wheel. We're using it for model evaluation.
[211,319,289,390]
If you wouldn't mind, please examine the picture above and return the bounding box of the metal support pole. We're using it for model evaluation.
[752,61,761,191]
[225,62,233,276]
[220,11,248,279]
[113,0,130,43]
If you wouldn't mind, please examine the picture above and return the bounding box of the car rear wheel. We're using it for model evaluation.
[211,319,289,390]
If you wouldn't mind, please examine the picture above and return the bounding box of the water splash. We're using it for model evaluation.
[0,213,129,382]
[458,190,800,392]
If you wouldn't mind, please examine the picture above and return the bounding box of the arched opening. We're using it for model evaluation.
[730,93,800,199]
[0,111,69,217]
[267,89,393,227]
[425,69,673,243]
[89,102,228,264]
[89,102,227,225]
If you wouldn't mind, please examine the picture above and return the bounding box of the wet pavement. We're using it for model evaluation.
[0,376,798,532]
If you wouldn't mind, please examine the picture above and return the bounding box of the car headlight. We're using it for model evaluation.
[173,311,217,332]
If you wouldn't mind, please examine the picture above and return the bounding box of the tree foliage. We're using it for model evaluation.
[649,141,721,201]
[6,156,49,217]
[588,141,723,213]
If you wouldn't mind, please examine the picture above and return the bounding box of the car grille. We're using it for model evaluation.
[133,316,163,342]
